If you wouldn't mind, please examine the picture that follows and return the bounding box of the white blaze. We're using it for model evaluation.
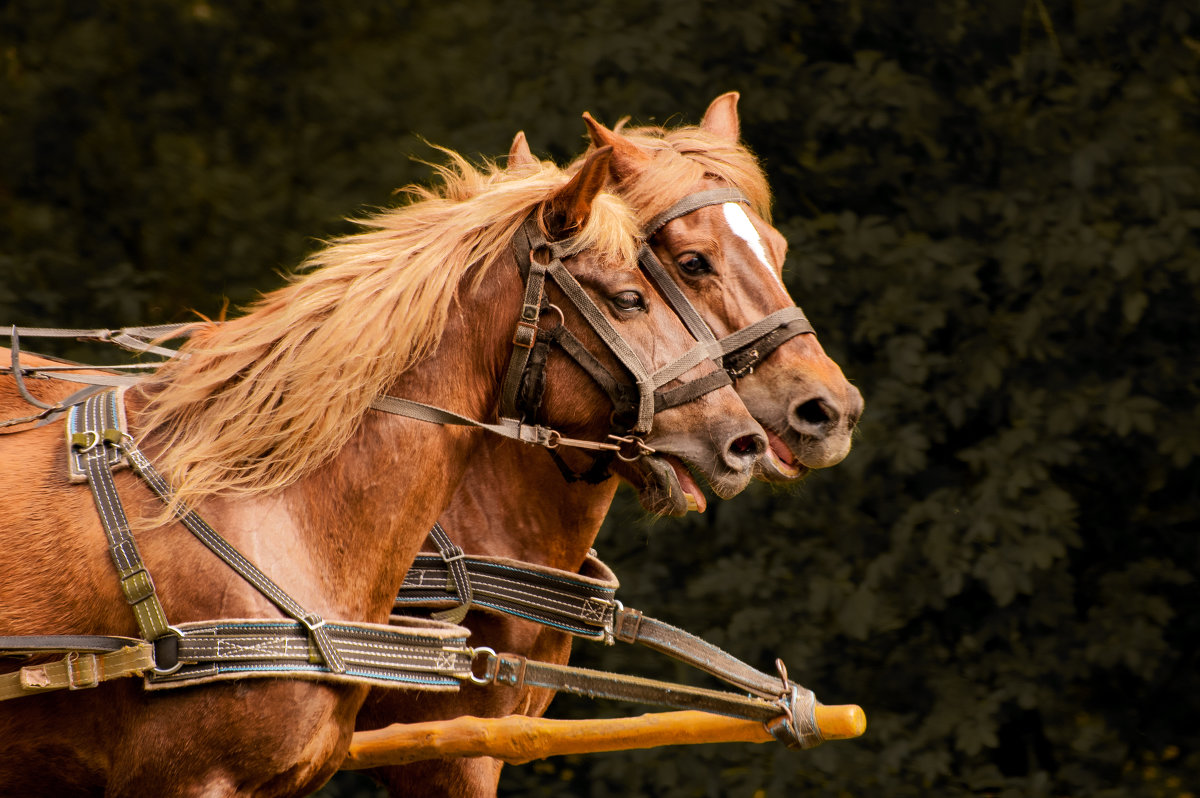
[722,203,786,292]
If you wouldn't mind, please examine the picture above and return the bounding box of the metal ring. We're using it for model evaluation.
[542,303,565,331]
[609,435,653,462]
[151,626,185,676]
[544,430,561,449]
[467,646,497,686]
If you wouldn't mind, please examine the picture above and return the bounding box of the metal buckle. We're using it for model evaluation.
[70,430,101,453]
[512,321,539,349]
[467,646,497,685]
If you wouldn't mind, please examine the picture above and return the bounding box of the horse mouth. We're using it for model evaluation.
[631,453,707,516]
[757,428,810,483]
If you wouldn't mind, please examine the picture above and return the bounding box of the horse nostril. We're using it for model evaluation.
[730,433,766,459]
[793,397,835,429]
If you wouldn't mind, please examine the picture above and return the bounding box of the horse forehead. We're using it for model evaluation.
[719,203,788,293]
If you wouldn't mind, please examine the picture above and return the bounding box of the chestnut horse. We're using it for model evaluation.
[0,147,766,796]
[354,94,863,796]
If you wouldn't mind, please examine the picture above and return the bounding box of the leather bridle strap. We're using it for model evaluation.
[637,189,819,382]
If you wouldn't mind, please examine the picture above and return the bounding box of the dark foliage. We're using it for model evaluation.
[2,1,1196,795]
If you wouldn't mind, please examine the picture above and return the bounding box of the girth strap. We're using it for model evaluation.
[394,533,824,746]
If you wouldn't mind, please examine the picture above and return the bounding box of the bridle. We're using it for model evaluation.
[499,186,819,482]
[638,187,817,381]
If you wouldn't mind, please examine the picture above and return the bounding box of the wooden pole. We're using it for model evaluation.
[342,706,866,769]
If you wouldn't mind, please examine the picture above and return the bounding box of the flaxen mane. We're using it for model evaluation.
[577,124,773,230]
[134,149,639,515]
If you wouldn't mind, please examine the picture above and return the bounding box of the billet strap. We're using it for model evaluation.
[611,608,786,700]
[144,618,473,692]
[396,530,819,743]
[0,641,156,702]
[476,651,823,749]
[396,552,619,641]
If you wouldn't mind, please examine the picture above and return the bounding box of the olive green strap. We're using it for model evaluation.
[0,643,156,702]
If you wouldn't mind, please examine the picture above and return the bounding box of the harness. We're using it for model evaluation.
[395,531,825,749]
[0,187,831,747]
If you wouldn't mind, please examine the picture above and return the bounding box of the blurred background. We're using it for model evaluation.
[3,1,1197,795]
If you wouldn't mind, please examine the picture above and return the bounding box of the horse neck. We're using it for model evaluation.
[136,257,529,626]
[434,437,619,574]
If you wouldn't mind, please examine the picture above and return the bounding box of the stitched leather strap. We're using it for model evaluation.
[0,643,156,702]
[145,618,474,691]
[478,652,823,749]
[67,392,173,644]
[397,551,619,640]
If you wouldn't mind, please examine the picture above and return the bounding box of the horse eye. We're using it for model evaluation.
[678,253,713,275]
[611,291,646,313]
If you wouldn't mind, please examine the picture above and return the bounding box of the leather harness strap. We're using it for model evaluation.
[395,533,826,748]
[0,388,477,700]
[479,652,823,750]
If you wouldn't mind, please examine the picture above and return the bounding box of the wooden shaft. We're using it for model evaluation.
[342,705,866,769]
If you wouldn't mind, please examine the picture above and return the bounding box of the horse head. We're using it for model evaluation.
[577,94,864,483]
[515,146,767,515]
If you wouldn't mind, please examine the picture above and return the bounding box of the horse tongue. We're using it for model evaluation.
[670,458,707,513]
[766,429,802,477]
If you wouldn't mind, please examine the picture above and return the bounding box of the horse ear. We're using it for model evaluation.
[508,131,536,169]
[700,92,740,143]
[582,112,649,181]
[546,145,614,233]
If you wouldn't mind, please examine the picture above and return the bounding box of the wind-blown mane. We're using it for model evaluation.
[134,149,640,514]
[577,124,773,229]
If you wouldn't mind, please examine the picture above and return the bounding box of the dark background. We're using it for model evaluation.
[3,1,1197,795]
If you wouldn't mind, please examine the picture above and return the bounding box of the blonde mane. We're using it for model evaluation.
[574,124,773,230]
[134,149,640,513]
